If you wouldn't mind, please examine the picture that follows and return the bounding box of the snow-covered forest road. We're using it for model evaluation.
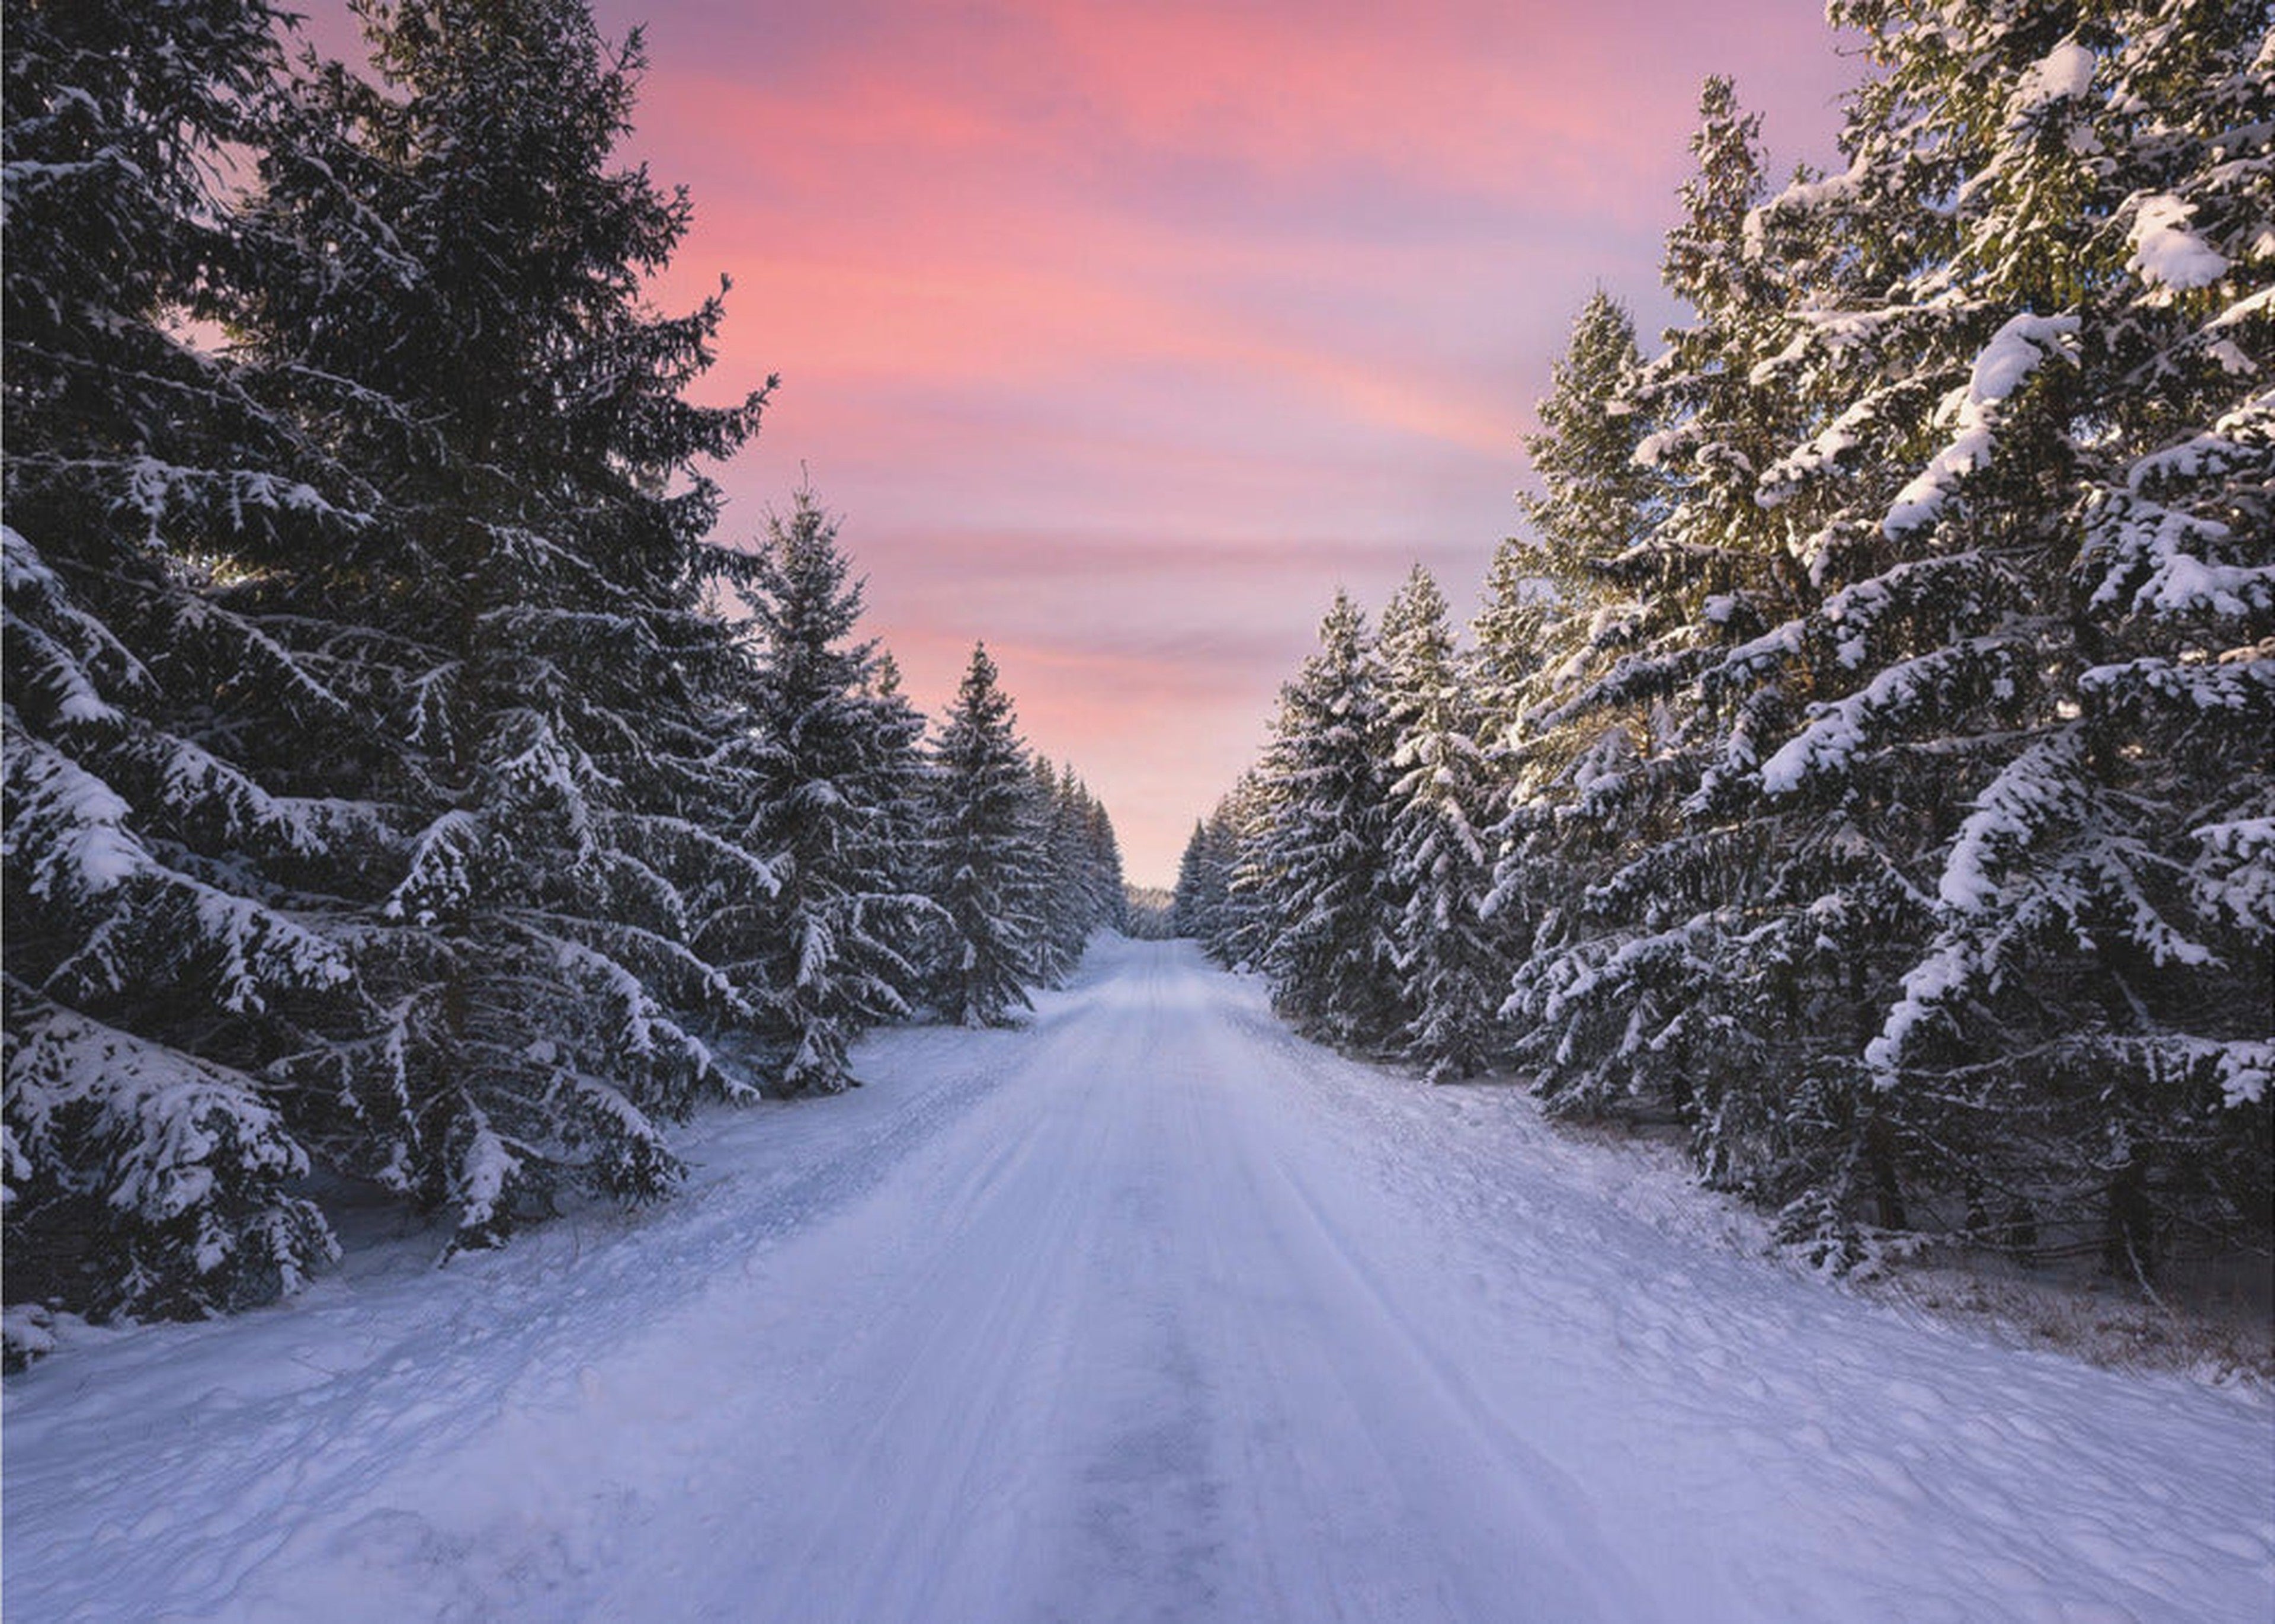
[8,938,2272,1622]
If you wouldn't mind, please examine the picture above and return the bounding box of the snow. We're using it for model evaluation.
[2129,194,2231,292]
[3,730,148,896]
[1885,313,2080,536]
[2010,40,2097,114]
[7,938,2271,1622]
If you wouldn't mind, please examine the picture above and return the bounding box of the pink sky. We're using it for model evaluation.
[347,1,1864,885]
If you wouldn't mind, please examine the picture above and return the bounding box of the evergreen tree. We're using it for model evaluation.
[1171,820,1215,938]
[1475,294,1661,1026]
[1027,757,1083,988]
[1252,592,1404,1048]
[1379,568,1503,1081]
[3,0,364,1322]
[1206,777,1275,969]
[729,491,934,1094]
[1069,773,1133,937]
[1718,0,2274,1264]
[1498,79,1793,1144]
[861,649,937,911]
[237,0,775,1249]
[1478,290,1665,748]
[927,645,1046,1026]
[1172,792,1260,962]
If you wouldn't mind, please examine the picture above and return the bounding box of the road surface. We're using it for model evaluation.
[7,937,2271,1620]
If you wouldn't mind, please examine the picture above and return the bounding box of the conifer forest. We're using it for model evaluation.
[4,0,1126,1335]
[5,4,2273,1620]
[1176,7,2271,1282]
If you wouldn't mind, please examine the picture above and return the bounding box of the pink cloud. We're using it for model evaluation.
[600,0,1861,879]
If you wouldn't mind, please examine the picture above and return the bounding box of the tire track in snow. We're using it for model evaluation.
[6,938,2271,1623]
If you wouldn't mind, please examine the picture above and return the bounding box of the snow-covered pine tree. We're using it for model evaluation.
[1071,768,1130,937]
[1477,290,1665,751]
[1209,773,1280,970]
[1172,792,1261,958]
[1378,567,1504,1081]
[726,490,935,1094]
[1026,757,1083,988]
[1041,764,1126,958]
[1723,0,2273,1267]
[1476,291,1662,1048]
[926,645,1047,1026]
[3,0,367,1326]
[236,0,776,1249]
[1171,819,1215,939]
[1627,72,1944,1238]
[1251,592,1405,1048]
[861,649,938,914]
[1017,760,1126,980]
[1498,81,1797,1144]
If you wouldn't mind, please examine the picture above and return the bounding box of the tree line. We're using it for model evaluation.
[2,0,1123,1351]
[1176,2,2270,1276]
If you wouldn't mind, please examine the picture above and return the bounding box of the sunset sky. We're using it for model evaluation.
[355,1,1866,885]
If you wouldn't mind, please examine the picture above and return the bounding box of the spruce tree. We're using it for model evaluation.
[1499,81,1792,1143]
[1478,293,1663,1079]
[1069,768,1129,938]
[237,0,775,1248]
[927,645,1046,1027]
[862,650,937,914]
[1026,757,1082,988]
[1171,820,1215,939]
[1723,0,2274,1265]
[1478,290,1664,754]
[1379,568,1504,1081]
[1202,777,1272,969]
[3,0,366,1323]
[1252,592,1404,1048]
[729,491,934,1094]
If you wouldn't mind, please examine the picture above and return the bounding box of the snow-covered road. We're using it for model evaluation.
[7,938,2272,1622]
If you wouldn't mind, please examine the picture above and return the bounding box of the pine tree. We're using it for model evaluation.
[863,650,937,911]
[4,0,366,1324]
[1478,290,1665,751]
[1252,592,1404,1048]
[236,0,775,1249]
[1498,81,1794,1143]
[1040,765,1127,957]
[1379,568,1504,1081]
[1026,757,1082,988]
[728,491,934,1094]
[1722,0,2275,1266]
[927,645,1046,1027]
[1073,769,1129,937]
[1476,292,1662,1056]
[1171,819,1215,938]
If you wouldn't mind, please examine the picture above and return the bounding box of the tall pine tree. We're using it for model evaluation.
[927,645,1046,1027]
[238,0,775,1249]
[1252,592,1404,1048]
[729,491,934,1094]
[4,0,369,1322]
[1379,567,1503,1081]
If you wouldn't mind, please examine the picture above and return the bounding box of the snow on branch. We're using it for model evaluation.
[2127,194,2231,293]
[384,811,483,927]
[4,992,337,1293]
[1758,636,2027,797]
[1885,314,2080,537]
[3,723,150,901]
[1933,732,2087,915]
